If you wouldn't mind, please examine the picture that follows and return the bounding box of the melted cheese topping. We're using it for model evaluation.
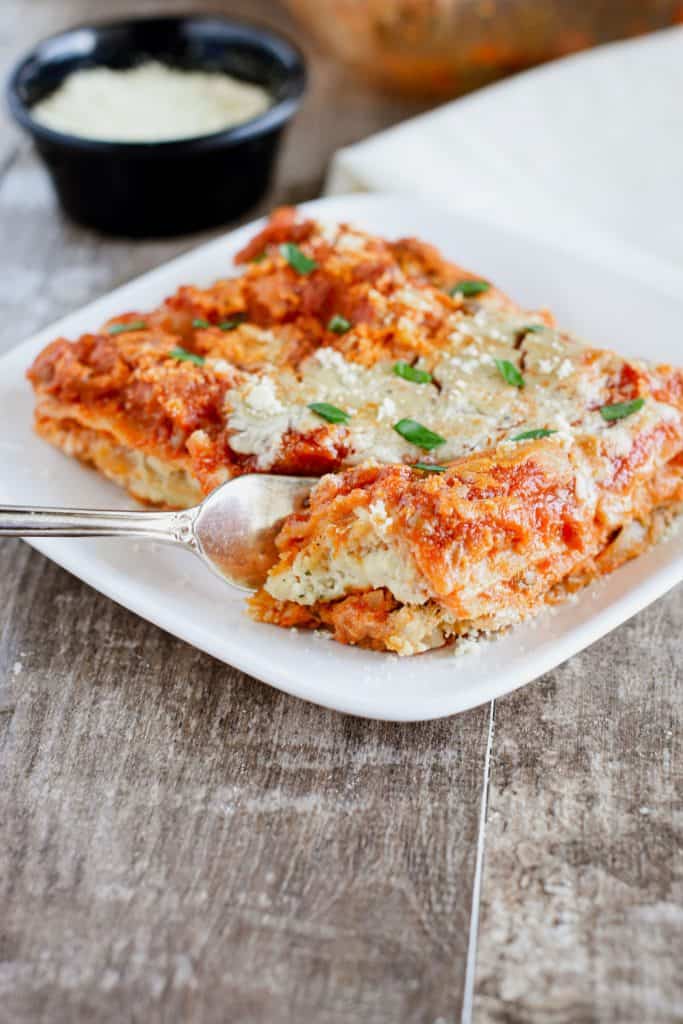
[224,309,651,470]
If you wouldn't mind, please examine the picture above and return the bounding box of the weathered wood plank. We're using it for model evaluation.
[0,539,491,1024]
[473,595,683,1023]
[0,4,482,1023]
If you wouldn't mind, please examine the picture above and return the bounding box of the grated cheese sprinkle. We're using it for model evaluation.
[31,61,271,142]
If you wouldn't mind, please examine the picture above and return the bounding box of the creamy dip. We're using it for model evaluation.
[31,61,271,142]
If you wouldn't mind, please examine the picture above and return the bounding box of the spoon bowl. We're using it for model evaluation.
[0,474,314,590]
[193,474,312,589]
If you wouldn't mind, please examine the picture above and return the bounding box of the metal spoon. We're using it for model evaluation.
[0,474,314,591]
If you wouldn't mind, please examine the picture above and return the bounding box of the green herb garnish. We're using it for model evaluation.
[280,242,317,275]
[414,462,446,473]
[393,361,432,384]
[599,398,645,422]
[192,318,211,329]
[449,279,490,298]
[511,428,557,441]
[495,358,525,388]
[393,419,446,451]
[169,347,205,366]
[219,314,247,331]
[251,251,267,263]
[327,314,352,335]
[308,402,350,424]
[522,324,545,333]
[107,320,147,335]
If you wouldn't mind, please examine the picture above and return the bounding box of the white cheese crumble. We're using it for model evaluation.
[31,61,271,143]
[314,347,362,388]
[378,396,397,421]
[367,500,393,535]
[335,230,368,253]
[244,377,284,416]
[207,358,233,378]
[393,286,438,315]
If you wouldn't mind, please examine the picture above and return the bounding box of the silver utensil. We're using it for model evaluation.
[0,474,314,590]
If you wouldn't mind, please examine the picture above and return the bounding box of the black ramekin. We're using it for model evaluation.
[6,15,307,237]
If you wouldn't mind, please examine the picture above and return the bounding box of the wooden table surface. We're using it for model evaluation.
[1,3,681,1022]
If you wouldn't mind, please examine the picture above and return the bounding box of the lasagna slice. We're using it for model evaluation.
[251,417,683,654]
[27,206,683,654]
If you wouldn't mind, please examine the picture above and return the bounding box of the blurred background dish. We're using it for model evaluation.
[7,15,306,237]
[285,0,682,97]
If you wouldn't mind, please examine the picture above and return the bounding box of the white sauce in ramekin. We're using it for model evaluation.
[31,61,271,142]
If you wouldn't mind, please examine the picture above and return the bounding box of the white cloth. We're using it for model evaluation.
[326,27,683,291]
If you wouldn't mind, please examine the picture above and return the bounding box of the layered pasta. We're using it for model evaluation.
[28,207,683,653]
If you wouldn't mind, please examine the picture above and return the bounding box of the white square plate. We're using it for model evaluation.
[3,194,683,721]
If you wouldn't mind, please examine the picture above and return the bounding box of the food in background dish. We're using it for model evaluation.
[28,208,683,653]
[30,62,271,142]
[285,0,682,98]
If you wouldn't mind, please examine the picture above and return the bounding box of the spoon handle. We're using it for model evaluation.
[0,505,197,546]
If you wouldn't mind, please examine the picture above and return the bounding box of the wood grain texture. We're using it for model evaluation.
[474,602,683,1024]
[0,4,484,1023]
[0,540,491,1024]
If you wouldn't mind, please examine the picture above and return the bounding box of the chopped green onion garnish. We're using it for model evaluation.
[393,361,432,384]
[414,462,446,473]
[599,398,645,421]
[219,314,247,331]
[393,419,446,451]
[522,324,545,333]
[495,358,525,388]
[192,318,211,329]
[449,279,490,298]
[280,242,317,275]
[308,402,350,424]
[511,428,557,441]
[327,314,352,334]
[107,320,147,335]
[169,347,205,366]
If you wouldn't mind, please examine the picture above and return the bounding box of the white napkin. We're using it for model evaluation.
[326,26,683,290]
